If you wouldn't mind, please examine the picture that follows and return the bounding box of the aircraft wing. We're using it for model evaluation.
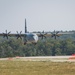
[0,33,25,36]
[0,32,25,39]
[33,31,73,39]
[33,31,73,36]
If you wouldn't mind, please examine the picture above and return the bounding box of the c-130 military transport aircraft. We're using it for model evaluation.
[0,19,72,45]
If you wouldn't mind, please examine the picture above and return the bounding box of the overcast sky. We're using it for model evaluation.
[0,0,75,33]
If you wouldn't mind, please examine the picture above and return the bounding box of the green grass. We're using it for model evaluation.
[0,61,75,75]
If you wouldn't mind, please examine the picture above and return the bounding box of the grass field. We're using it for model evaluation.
[0,60,75,75]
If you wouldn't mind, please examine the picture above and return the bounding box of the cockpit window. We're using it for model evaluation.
[26,33,34,41]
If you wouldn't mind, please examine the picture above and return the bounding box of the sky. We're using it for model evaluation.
[0,0,75,33]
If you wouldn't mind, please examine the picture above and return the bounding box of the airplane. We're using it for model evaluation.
[0,19,73,45]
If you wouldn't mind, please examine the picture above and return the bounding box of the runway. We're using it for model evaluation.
[0,56,75,62]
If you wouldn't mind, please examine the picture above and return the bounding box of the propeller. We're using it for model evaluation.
[3,30,11,39]
[51,30,59,39]
[16,31,22,39]
[39,31,47,39]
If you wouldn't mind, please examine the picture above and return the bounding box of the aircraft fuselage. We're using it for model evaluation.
[24,33,38,44]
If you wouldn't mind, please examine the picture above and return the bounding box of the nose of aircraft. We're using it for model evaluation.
[33,34,38,42]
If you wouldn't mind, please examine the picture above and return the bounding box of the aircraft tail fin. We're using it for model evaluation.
[25,19,27,33]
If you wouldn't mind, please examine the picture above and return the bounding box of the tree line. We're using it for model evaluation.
[0,32,75,57]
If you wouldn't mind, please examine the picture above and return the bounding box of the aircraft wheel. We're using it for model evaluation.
[24,42,26,45]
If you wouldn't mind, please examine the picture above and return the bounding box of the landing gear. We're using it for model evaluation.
[24,42,26,45]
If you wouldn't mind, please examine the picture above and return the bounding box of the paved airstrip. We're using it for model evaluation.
[0,56,75,62]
